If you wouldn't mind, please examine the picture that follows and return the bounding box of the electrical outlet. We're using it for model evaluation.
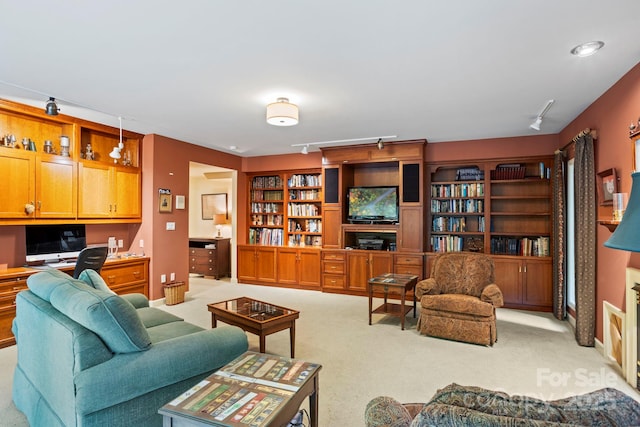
[139,239,144,248]
[161,274,166,283]
[118,239,124,248]
[170,272,175,281]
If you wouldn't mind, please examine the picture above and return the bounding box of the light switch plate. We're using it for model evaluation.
[166,222,176,231]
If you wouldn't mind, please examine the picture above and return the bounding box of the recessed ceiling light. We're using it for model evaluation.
[570,41,604,57]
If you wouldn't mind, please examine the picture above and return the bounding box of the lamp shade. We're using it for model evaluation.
[266,98,298,126]
[605,171,640,251]
[212,214,227,225]
[45,97,59,116]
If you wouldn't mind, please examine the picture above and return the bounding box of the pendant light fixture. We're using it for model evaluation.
[45,97,59,115]
[266,97,299,126]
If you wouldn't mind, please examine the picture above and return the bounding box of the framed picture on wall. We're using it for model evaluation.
[597,168,618,206]
[158,188,172,213]
[202,193,228,220]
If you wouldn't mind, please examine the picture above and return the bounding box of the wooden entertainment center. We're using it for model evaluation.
[239,139,554,312]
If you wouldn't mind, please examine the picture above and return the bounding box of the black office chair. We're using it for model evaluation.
[73,245,109,279]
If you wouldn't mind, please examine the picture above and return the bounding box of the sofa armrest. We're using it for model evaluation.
[415,278,440,299]
[74,325,248,415]
[480,284,504,307]
[120,293,149,308]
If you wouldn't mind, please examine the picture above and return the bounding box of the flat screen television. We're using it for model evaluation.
[25,224,87,264]
[347,186,399,223]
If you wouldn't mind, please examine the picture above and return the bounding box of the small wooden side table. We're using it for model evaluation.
[368,273,418,330]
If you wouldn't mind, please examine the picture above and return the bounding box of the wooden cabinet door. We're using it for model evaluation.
[493,257,523,306]
[237,246,258,282]
[36,156,76,218]
[370,252,393,279]
[0,151,34,218]
[113,168,141,218]
[398,206,423,252]
[78,162,112,218]
[277,248,299,285]
[255,247,277,283]
[323,207,342,248]
[299,249,321,288]
[523,259,553,308]
[347,252,369,291]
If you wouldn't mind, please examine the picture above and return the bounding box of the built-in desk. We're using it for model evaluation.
[0,256,149,348]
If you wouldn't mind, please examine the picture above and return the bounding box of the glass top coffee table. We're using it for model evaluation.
[208,297,300,357]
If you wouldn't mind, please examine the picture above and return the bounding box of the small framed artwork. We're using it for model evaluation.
[202,193,228,220]
[597,168,618,206]
[159,188,172,213]
[634,138,640,172]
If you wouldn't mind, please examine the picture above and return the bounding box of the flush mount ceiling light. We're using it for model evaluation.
[266,97,298,126]
[570,41,604,57]
[45,97,59,115]
[529,99,555,131]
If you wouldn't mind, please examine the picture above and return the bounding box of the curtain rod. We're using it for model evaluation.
[558,128,596,153]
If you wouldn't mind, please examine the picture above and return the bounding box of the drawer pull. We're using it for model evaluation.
[13,286,23,291]
[133,271,141,277]
[107,275,116,283]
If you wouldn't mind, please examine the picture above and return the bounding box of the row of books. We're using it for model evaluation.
[287,174,321,188]
[431,235,466,253]
[287,203,320,216]
[288,235,322,246]
[250,202,281,213]
[431,199,484,213]
[251,190,283,201]
[431,182,485,198]
[249,228,284,245]
[288,189,321,200]
[432,216,485,232]
[251,175,283,189]
[288,219,322,233]
[490,236,550,256]
[250,214,283,226]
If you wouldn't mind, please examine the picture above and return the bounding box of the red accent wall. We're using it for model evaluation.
[559,61,640,342]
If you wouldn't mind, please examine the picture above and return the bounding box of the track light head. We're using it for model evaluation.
[45,97,59,116]
[530,117,543,131]
[377,138,384,150]
[301,145,309,155]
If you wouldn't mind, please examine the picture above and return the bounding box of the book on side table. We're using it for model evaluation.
[159,351,322,427]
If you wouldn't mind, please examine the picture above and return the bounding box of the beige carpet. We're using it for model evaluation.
[1,276,638,426]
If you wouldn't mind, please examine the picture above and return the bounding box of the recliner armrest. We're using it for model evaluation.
[481,283,504,307]
[415,278,440,299]
[120,293,149,308]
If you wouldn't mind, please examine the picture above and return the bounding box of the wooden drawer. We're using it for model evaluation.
[0,293,18,309]
[322,251,345,261]
[109,281,148,295]
[0,278,28,297]
[394,264,423,277]
[322,261,345,274]
[101,261,148,287]
[394,254,423,266]
[322,274,345,290]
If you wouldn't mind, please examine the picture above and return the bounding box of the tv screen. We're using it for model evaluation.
[25,224,87,263]
[347,186,399,222]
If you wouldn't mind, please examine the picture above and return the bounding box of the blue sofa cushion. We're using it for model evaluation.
[78,269,116,294]
[28,269,152,354]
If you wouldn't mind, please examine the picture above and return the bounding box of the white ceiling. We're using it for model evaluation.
[2,1,640,157]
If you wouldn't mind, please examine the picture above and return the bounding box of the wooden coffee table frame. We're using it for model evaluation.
[208,297,300,358]
[368,273,418,330]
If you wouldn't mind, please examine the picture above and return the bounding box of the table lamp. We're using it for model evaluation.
[605,171,640,251]
[213,214,226,238]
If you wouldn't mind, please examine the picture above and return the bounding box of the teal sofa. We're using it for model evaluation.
[12,268,248,427]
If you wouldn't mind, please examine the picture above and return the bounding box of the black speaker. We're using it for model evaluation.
[325,168,339,204]
[402,163,420,203]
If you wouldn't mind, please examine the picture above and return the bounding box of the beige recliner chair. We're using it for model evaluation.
[416,252,503,346]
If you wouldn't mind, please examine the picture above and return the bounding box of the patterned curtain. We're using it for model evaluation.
[552,150,566,320]
[573,133,596,346]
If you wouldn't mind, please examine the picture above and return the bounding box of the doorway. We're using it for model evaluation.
[189,162,238,281]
